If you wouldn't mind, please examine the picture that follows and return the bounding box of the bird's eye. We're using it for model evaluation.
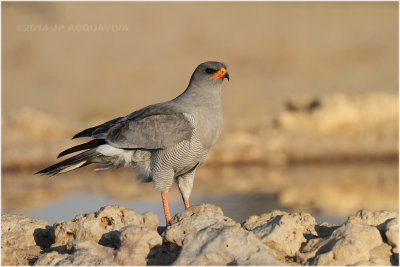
[205,68,215,74]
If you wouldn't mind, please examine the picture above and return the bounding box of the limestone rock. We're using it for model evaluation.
[35,239,115,265]
[366,243,393,266]
[33,251,69,266]
[299,223,384,265]
[36,218,162,266]
[114,226,162,265]
[385,217,399,255]
[52,205,158,248]
[1,214,52,265]
[347,209,399,231]
[242,210,317,258]
[174,220,281,265]
[345,209,399,264]
[3,206,398,266]
[163,204,235,246]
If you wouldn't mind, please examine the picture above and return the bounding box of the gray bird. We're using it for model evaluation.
[36,61,229,225]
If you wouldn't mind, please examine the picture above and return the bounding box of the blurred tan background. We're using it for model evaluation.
[3,2,398,120]
[2,2,398,224]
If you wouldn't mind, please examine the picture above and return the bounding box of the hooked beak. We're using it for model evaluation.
[211,67,230,81]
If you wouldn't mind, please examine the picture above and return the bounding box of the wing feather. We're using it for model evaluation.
[72,103,194,149]
[93,113,194,149]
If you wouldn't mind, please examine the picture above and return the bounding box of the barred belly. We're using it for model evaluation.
[150,135,207,192]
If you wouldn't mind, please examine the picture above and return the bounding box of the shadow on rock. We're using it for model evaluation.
[2,204,398,266]
[33,225,54,250]
[98,230,121,249]
[147,243,181,265]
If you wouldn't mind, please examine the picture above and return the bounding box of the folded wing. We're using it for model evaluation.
[93,113,194,149]
[71,103,194,151]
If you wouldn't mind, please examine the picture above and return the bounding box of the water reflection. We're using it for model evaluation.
[2,161,397,226]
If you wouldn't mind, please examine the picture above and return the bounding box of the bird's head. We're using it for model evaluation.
[190,61,229,87]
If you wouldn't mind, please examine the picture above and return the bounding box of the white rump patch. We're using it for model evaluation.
[96,144,132,165]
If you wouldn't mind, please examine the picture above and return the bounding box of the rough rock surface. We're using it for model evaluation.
[242,210,317,259]
[35,239,115,266]
[298,209,399,266]
[385,217,399,255]
[174,220,281,265]
[299,223,384,265]
[162,204,235,246]
[1,214,52,265]
[2,205,398,266]
[346,209,398,231]
[114,226,162,265]
[52,205,158,248]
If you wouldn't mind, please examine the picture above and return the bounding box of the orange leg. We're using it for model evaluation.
[161,192,171,225]
[182,196,190,209]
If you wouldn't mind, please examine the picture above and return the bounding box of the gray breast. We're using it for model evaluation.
[194,108,223,150]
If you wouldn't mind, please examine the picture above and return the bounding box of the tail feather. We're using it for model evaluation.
[57,139,106,158]
[72,117,123,139]
[36,149,103,177]
[72,126,99,139]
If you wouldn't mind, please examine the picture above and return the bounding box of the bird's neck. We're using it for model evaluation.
[175,83,223,109]
[173,83,223,149]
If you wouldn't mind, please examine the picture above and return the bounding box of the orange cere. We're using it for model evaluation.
[211,67,227,79]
